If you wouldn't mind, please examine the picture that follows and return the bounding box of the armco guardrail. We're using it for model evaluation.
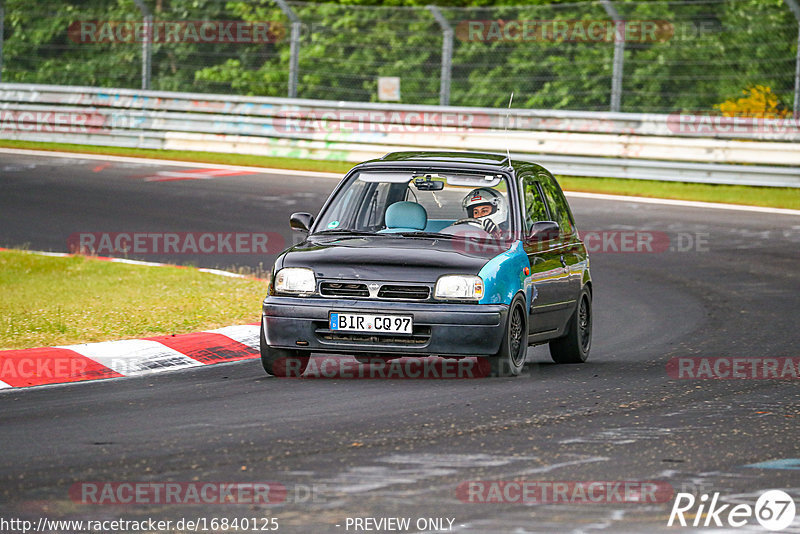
[0,84,798,187]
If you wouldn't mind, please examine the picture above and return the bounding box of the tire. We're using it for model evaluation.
[549,287,592,364]
[489,295,528,377]
[260,322,309,377]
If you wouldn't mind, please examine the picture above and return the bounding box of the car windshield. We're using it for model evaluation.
[314,170,513,237]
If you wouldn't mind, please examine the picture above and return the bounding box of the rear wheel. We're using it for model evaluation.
[260,323,309,377]
[549,287,592,364]
[489,296,527,377]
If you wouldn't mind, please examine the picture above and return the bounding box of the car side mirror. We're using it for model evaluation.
[528,221,560,241]
[290,212,314,233]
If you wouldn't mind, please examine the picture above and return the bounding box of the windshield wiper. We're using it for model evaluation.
[313,229,377,236]
[392,231,455,239]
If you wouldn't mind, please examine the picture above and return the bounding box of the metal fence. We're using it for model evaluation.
[0,0,797,115]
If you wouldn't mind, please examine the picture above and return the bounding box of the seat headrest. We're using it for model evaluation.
[384,201,427,231]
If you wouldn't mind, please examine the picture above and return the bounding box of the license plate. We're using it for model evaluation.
[329,312,413,334]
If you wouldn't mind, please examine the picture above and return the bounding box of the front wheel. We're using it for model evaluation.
[489,296,528,377]
[549,287,592,364]
[260,323,309,377]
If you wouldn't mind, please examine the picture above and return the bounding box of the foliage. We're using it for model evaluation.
[0,0,796,113]
[717,85,791,118]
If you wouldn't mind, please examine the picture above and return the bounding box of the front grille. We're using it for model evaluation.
[320,282,369,298]
[319,281,432,301]
[377,285,431,300]
[315,324,431,346]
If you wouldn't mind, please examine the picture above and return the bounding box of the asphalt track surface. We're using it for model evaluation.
[0,152,798,533]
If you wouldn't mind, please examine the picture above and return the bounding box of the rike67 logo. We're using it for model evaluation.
[668,489,796,531]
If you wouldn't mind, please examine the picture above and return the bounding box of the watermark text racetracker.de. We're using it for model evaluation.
[68,480,326,505]
[68,232,285,255]
[451,229,710,254]
[581,230,708,254]
[68,481,328,505]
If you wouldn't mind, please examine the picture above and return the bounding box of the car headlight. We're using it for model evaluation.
[434,275,484,300]
[274,267,316,296]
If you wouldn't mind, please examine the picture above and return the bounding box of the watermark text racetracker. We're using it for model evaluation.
[68,232,285,255]
[0,111,106,133]
[667,113,800,137]
[282,356,491,379]
[69,20,283,43]
[457,480,674,504]
[273,110,491,134]
[457,19,674,43]
[667,357,800,379]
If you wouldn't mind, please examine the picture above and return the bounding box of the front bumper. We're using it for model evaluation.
[262,296,507,356]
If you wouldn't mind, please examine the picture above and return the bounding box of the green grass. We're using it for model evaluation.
[1,139,797,209]
[0,249,268,350]
[0,139,355,175]
[557,175,800,210]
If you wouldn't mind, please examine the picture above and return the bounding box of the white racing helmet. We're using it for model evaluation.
[462,187,507,228]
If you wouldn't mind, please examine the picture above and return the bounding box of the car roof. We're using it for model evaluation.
[355,151,515,173]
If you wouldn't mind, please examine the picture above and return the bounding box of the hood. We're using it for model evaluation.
[277,233,507,282]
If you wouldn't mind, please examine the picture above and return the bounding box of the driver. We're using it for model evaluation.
[462,187,508,235]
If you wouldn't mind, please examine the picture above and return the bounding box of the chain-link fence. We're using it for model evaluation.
[0,0,796,114]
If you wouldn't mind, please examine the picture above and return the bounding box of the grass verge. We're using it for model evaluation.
[0,139,797,209]
[0,249,268,350]
[557,176,800,210]
[0,139,355,174]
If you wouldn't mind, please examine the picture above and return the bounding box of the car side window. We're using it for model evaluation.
[519,175,549,233]
[539,174,575,235]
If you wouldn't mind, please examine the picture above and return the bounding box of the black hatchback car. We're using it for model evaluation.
[261,151,592,377]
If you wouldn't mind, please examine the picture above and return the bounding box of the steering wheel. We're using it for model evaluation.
[439,217,492,238]
[451,217,484,228]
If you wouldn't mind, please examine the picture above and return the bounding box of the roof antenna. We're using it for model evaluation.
[504,92,514,164]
